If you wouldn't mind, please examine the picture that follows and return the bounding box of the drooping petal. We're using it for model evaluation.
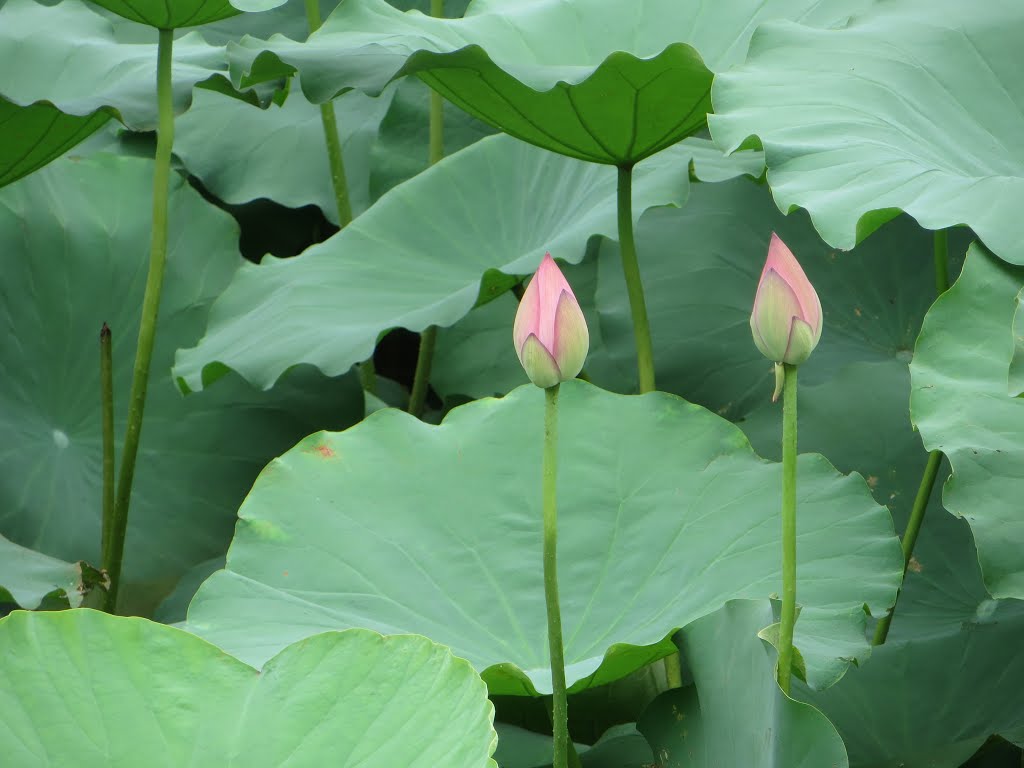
[552,289,589,381]
[519,333,562,389]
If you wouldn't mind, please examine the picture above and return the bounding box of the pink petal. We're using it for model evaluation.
[762,233,821,331]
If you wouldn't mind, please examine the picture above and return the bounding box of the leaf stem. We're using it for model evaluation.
[304,0,352,229]
[543,383,569,768]
[102,28,175,614]
[872,450,943,645]
[304,0,372,394]
[616,165,656,393]
[407,0,445,417]
[99,323,114,584]
[408,326,437,417]
[777,362,798,695]
[873,229,951,645]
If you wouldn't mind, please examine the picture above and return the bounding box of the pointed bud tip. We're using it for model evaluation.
[751,235,822,365]
[513,253,590,388]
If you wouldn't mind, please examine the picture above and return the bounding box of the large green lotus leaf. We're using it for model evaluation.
[0,155,362,609]
[176,84,393,223]
[640,600,848,768]
[172,134,691,393]
[0,0,258,132]
[711,0,1024,264]
[0,609,497,767]
[910,244,1024,599]
[0,536,85,610]
[185,380,902,695]
[0,98,110,189]
[85,0,291,29]
[229,0,871,165]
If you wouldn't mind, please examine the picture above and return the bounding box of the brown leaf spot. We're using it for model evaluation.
[908,556,923,573]
[315,444,335,459]
[854,307,862,317]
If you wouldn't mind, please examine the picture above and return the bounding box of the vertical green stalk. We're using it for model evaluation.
[616,165,656,393]
[872,229,951,645]
[777,362,798,695]
[872,450,943,644]
[304,0,373,392]
[543,383,569,768]
[99,323,114,580]
[407,0,445,418]
[408,327,437,417]
[102,28,175,614]
[305,0,352,229]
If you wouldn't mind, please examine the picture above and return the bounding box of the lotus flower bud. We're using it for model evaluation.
[513,253,590,389]
[750,233,822,366]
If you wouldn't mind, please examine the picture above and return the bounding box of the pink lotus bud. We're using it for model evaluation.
[513,253,590,389]
[750,233,822,366]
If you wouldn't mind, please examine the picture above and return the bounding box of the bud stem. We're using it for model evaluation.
[408,325,437,417]
[777,362,798,694]
[99,323,115,594]
[542,383,570,768]
[103,28,176,614]
[408,11,445,418]
[616,165,656,393]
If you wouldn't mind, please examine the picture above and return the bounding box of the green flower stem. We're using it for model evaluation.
[102,28,175,614]
[872,229,951,645]
[777,362,798,695]
[616,165,656,393]
[99,323,114,583]
[304,0,373,394]
[407,0,445,418]
[305,0,353,229]
[408,326,437,417]
[872,450,943,645]
[543,383,569,768]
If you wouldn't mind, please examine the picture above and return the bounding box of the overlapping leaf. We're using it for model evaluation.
[640,600,848,768]
[176,85,394,223]
[797,518,1021,768]
[229,0,872,164]
[0,609,497,767]
[711,0,1024,264]
[0,536,85,610]
[910,244,1024,599]
[172,134,691,392]
[87,0,289,30]
[186,380,902,694]
[0,98,109,189]
[0,0,257,132]
[0,155,362,610]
